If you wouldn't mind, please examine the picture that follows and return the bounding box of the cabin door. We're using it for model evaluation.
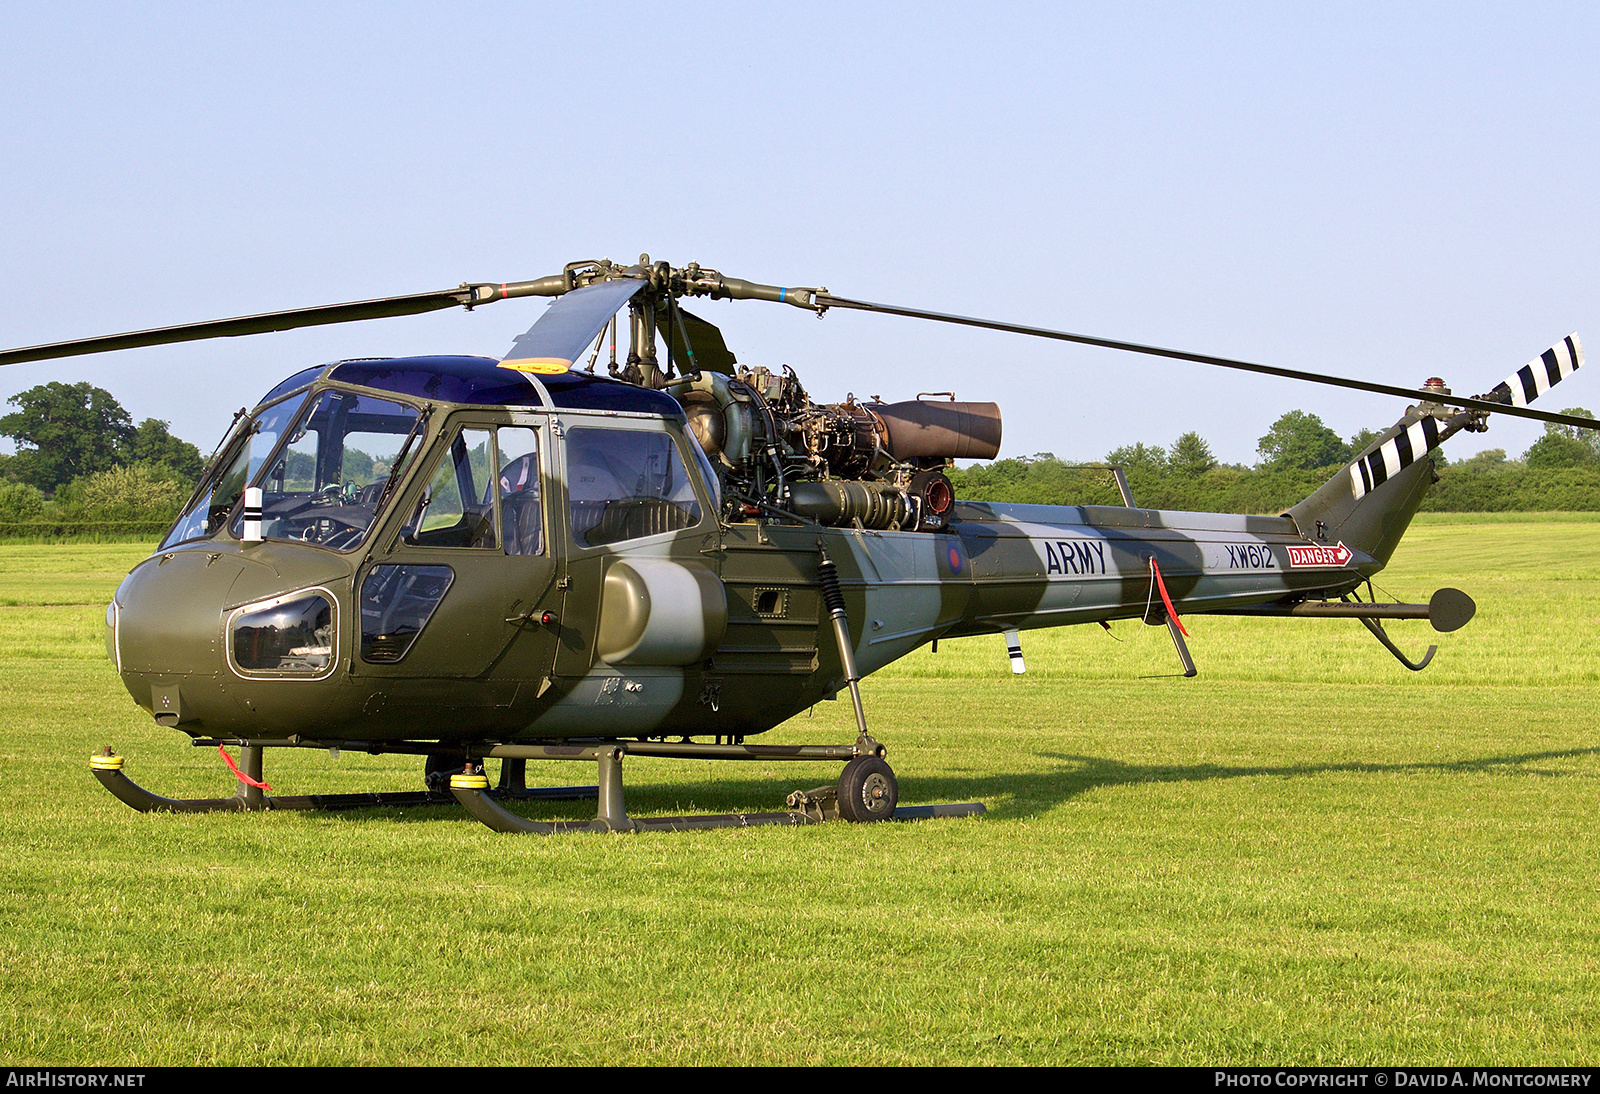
[354,415,561,682]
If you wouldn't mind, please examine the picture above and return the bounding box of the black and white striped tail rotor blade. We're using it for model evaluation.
[1480,334,1583,408]
[1350,416,1445,499]
[1351,334,1586,500]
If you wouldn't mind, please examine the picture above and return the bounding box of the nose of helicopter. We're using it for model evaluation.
[110,545,349,729]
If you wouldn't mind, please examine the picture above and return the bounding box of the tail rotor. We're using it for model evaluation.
[1348,334,1584,501]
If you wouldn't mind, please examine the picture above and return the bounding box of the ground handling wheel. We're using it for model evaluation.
[837,756,898,822]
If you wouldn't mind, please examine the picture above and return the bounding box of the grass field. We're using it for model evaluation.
[1,525,1597,1065]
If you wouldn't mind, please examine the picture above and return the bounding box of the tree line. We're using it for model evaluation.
[946,408,1600,512]
[0,382,203,531]
[5,382,1600,537]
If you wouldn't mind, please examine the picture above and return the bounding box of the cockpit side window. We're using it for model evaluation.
[403,428,497,549]
[566,426,703,548]
[497,427,543,556]
[160,392,310,549]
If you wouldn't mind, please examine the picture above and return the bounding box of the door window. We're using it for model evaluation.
[566,427,702,548]
[404,428,497,549]
[497,427,543,556]
[401,424,546,555]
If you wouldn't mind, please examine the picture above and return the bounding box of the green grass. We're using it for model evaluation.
[1411,510,1600,524]
[1,522,1598,1064]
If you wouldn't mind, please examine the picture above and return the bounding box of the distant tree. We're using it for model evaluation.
[1523,432,1595,469]
[1105,442,1168,475]
[1457,448,1508,470]
[77,465,186,519]
[269,449,316,488]
[1257,410,1351,471]
[125,418,203,484]
[1167,432,1216,476]
[0,382,134,492]
[0,480,45,520]
[1348,427,1380,455]
[342,447,378,485]
[946,455,1123,507]
[1550,407,1600,457]
[1523,407,1600,469]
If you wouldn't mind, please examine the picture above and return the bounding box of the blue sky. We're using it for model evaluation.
[3,3,1598,467]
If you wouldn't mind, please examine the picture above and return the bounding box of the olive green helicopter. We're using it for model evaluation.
[0,254,1590,833]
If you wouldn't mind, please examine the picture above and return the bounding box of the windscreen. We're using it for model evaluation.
[227,389,421,552]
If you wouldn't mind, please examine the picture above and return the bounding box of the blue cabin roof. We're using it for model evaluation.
[257,356,683,416]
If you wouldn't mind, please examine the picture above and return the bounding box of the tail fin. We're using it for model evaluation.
[1286,405,1460,568]
[1288,334,1583,567]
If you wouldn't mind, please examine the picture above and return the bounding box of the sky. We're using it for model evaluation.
[3,3,1599,468]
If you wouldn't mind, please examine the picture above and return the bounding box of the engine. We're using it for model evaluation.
[669,365,1001,531]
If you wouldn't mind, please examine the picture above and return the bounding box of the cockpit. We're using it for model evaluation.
[158,355,718,557]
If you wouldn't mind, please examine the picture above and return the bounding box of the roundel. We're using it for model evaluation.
[947,544,964,573]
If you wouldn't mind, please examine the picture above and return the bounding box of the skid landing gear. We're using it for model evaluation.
[88,746,597,814]
[89,737,986,832]
[448,736,986,835]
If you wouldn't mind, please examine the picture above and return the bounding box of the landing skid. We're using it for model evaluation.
[451,737,987,833]
[88,738,987,833]
[88,748,595,814]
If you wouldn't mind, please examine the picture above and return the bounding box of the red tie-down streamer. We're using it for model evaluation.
[1148,556,1189,637]
[218,745,272,792]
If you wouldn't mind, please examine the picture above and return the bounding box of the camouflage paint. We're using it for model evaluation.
[110,372,1444,750]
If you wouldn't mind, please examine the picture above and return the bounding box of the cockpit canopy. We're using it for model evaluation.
[159,356,701,554]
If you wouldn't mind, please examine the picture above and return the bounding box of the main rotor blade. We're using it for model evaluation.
[0,274,571,369]
[0,289,480,368]
[814,293,1600,432]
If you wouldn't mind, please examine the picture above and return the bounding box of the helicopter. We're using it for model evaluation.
[1,254,1590,833]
